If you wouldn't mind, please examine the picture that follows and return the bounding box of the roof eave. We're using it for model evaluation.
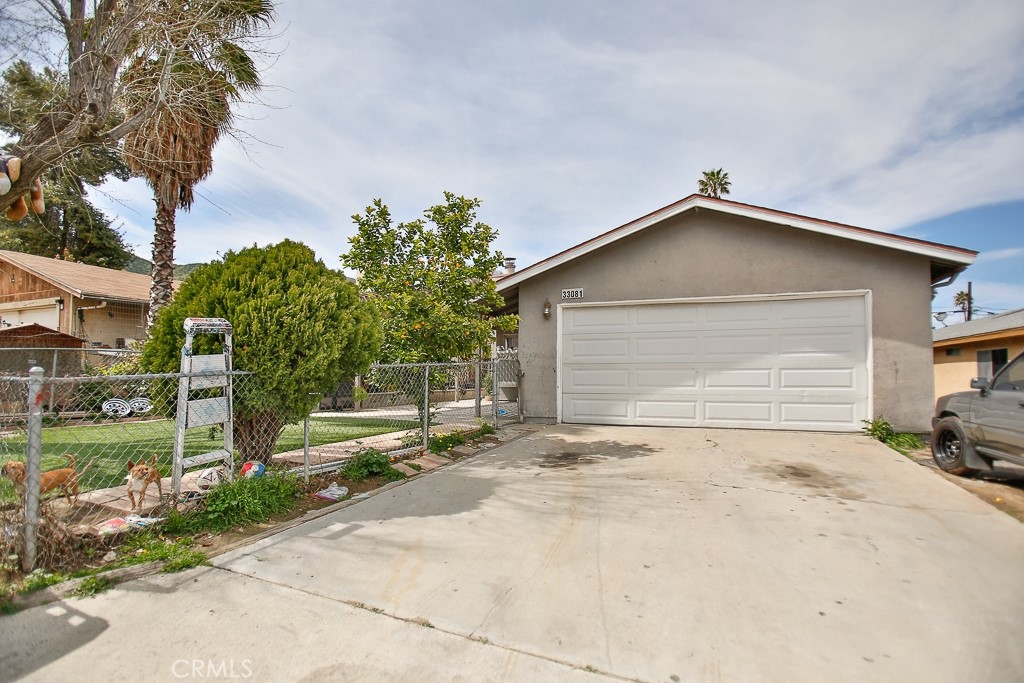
[497,196,977,293]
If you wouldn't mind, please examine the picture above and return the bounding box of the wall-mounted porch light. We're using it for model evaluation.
[543,299,551,320]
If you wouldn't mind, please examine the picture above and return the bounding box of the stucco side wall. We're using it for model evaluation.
[516,211,936,431]
[933,335,1024,398]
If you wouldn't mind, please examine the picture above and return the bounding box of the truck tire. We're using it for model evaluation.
[930,416,979,476]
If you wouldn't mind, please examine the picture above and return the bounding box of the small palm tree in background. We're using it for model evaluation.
[697,168,731,198]
[954,290,971,321]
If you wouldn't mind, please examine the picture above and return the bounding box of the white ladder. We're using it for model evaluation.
[172,317,235,497]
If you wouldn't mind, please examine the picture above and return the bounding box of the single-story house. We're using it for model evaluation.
[0,249,152,349]
[933,308,1024,398]
[496,195,976,432]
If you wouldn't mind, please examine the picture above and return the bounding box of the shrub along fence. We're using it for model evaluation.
[0,355,520,572]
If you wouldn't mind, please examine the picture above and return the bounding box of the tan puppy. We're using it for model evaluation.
[2,454,85,504]
[126,455,163,511]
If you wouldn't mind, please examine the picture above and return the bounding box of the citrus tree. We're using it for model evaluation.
[141,240,381,463]
[342,193,518,420]
[343,192,518,363]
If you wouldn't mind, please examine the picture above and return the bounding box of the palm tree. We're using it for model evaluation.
[122,2,274,327]
[953,290,971,321]
[697,168,731,198]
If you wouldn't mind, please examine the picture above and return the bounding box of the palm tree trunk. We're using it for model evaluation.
[148,199,177,329]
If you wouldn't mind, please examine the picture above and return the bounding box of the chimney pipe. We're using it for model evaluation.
[503,257,516,274]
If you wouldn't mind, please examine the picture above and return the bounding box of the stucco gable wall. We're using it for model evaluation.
[517,211,935,431]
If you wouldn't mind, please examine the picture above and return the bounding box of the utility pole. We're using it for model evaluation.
[967,281,973,321]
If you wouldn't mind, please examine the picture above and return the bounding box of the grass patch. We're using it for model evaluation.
[71,575,113,598]
[862,417,925,455]
[0,415,418,503]
[109,532,208,573]
[428,423,496,454]
[163,473,303,534]
[341,449,405,483]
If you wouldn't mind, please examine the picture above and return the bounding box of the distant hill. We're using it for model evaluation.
[125,255,204,279]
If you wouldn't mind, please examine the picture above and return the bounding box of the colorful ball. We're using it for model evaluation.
[241,462,265,478]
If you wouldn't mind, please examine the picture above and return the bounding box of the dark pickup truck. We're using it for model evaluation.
[931,350,1024,475]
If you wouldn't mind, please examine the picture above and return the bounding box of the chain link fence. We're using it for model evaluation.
[1,353,520,573]
[0,347,142,379]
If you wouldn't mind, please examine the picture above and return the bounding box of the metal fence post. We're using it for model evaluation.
[303,414,311,484]
[50,350,57,410]
[422,364,431,448]
[474,358,482,418]
[23,366,44,573]
[492,358,499,427]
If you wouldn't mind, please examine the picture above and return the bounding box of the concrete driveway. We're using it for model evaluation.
[5,425,1024,683]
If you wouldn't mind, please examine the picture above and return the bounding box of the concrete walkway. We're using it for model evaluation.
[4,425,1024,682]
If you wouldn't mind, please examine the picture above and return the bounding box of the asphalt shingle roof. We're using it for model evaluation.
[0,249,151,302]
[933,307,1024,343]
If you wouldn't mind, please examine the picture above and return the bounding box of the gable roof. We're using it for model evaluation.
[933,307,1024,345]
[496,195,977,292]
[0,323,85,347]
[0,250,152,303]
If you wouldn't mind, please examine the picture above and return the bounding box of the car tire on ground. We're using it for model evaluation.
[931,416,979,476]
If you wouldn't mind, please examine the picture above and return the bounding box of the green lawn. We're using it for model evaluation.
[0,415,418,503]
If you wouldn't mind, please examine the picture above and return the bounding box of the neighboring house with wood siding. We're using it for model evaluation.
[0,249,155,348]
[933,308,1024,398]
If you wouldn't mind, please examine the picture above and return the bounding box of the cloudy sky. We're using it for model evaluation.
[89,0,1024,319]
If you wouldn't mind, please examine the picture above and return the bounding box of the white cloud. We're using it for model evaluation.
[92,0,1024,289]
[976,246,1024,262]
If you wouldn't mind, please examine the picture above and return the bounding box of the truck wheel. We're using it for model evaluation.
[930,416,979,476]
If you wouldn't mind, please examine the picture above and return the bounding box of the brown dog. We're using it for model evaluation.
[1,454,87,504]
[126,456,163,512]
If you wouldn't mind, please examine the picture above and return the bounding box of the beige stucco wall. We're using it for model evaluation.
[934,335,1024,398]
[74,299,148,348]
[514,211,937,431]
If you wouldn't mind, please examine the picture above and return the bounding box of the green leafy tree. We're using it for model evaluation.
[343,193,518,364]
[141,241,381,464]
[697,168,731,198]
[0,60,133,268]
[343,193,518,421]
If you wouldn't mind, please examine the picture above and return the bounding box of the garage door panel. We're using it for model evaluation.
[704,401,773,423]
[634,335,698,361]
[779,297,864,324]
[779,401,858,426]
[780,368,857,389]
[703,333,774,358]
[563,307,630,333]
[779,329,864,357]
[563,367,630,393]
[565,337,630,362]
[704,368,773,389]
[634,400,698,423]
[634,305,697,328]
[564,396,630,421]
[636,368,698,390]
[561,296,868,432]
[704,301,774,324]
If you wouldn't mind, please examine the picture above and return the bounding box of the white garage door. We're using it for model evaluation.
[559,294,869,431]
[14,306,59,329]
